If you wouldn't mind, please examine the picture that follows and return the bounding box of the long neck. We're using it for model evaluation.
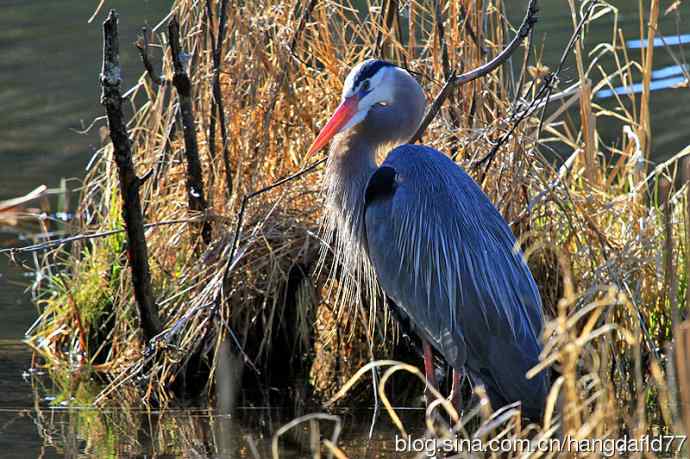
[320,128,379,307]
[324,129,378,244]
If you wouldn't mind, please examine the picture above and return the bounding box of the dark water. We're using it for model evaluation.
[1,0,689,456]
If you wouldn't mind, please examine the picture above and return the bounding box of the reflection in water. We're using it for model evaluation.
[21,406,255,457]
[4,403,416,457]
[0,342,416,457]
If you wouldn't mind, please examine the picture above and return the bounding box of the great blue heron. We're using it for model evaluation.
[307,59,548,419]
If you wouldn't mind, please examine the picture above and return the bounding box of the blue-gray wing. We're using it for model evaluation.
[364,144,547,416]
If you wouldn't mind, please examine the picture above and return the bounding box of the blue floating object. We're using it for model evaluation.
[627,34,690,49]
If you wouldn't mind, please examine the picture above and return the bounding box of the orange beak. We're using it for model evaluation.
[306,96,359,157]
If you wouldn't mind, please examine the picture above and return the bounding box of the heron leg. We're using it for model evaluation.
[449,369,463,413]
[422,340,438,405]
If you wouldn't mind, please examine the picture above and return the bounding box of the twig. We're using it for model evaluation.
[262,0,317,135]
[206,0,233,198]
[458,4,486,55]
[222,156,327,284]
[100,10,161,340]
[433,0,460,156]
[471,0,597,175]
[534,0,598,141]
[374,0,399,59]
[471,75,549,175]
[168,15,213,245]
[450,0,537,90]
[88,0,107,24]
[0,218,207,256]
[205,156,327,319]
[410,0,539,143]
[136,25,165,87]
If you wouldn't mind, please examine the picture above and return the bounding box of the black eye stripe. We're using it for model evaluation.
[353,60,395,90]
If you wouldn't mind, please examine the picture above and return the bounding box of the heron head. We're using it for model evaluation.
[307,59,426,156]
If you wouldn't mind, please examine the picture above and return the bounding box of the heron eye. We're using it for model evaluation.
[360,80,370,92]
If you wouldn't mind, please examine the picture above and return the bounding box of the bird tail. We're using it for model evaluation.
[471,338,549,421]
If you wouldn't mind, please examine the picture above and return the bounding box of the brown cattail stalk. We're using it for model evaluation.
[659,176,677,332]
[677,160,690,435]
[639,0,660,158]
[674,322,690,435]
[579,79,598,184]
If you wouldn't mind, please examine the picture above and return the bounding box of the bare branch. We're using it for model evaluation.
[136,25,165,86]
[374,0,399,59]
[210,155,328,319]
[0,217,218,257]
[206,0,233,198]
[458,4,487,55]
[411,0,539,143]
[472,0,598,175]
[168,15,213,246]
[100,10,161,340]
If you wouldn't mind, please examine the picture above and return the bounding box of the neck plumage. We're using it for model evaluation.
[324,130,377,247]
[320,129,379,306]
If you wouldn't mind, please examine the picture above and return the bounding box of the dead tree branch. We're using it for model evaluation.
[374,0,399,60]
[168,15,212,245]
[136,25,165,87]
[411,0,539,143]
[433,1,461,157]
[206,0,233,198]
[0,218,214,256]
[263,0,317,127]
[458,4,486,55]
[210,154,327,316]
[472,0,597,176]
[100,10,161,340]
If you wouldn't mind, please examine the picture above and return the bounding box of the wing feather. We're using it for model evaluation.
[364,144,548,417]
